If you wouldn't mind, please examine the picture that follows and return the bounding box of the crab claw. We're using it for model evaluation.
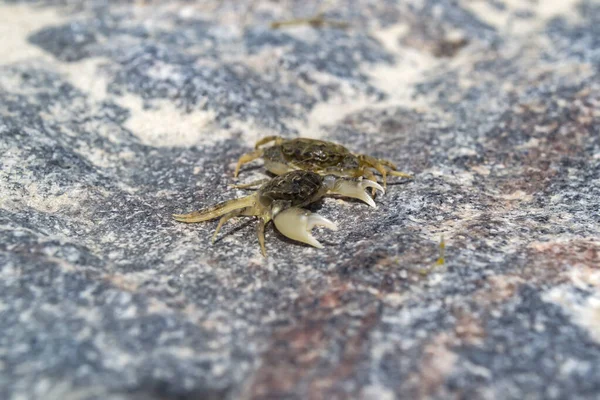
[362,179,386,196]
[273,207,338,248]
[329,178,384,208]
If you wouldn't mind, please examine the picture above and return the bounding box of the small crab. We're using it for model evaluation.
[234,136,412,190]
[173,170,383,256]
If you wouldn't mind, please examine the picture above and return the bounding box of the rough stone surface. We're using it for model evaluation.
[1,1,599,399]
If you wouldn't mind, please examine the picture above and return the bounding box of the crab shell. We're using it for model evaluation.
[262,138,360,176]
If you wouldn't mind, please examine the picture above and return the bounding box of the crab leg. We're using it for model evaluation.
[254,135,284,149]
[358,155,390,188]
[273,207,338,249]
[256,215,271,256]
[378,158,412,179]
[328,178,384,208]
[212,209,245,243]
[377,158,398,170]
[230,178,271,189]
[387,170,413,178]
[359,155,412,188]
[234,149,264,177]
[375,160,412,184]
[173,194,256,223]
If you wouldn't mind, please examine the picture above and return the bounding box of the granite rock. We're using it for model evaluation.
[0,1,599,399]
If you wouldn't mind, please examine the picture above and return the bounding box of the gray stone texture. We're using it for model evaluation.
[0,0,599,399]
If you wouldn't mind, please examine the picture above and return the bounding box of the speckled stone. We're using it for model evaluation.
[1,1,599,399]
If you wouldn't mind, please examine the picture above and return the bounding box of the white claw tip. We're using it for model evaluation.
[307,214,338,231]
[365,196,377,209]
[362,180,385,195]
[273,208,337,249]
[309,238,324,249]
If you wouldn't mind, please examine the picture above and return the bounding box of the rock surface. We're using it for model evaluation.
[1,1,599,399]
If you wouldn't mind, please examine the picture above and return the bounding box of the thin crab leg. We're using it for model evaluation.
[230,178,271,189]
[359,155,412,188]
[376,158,413,179]
[256,215,271,256]
[328,178,384,208]
[212,209,245,243]
[234,149,264,177]
[173,194,256,223]
[387,170,413,179]
[377,158,398,170]
[358,154,390,188]
[254,135,284,149]
[273,207,338,248]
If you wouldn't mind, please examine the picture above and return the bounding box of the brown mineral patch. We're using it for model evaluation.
[497,190,534,202]
[496,154,560,197]
[247,320,325,397]
[292,277,350,311]
[369,250,443,293]
[246,282,351,398]
[401,19,469,58]
[432,37,469,58]
[472,274,525,306]
[489,81,598,195]
[308,308,380,400]
[528,239,600,270]
[454,312,486,346]
[318,289,343,309]
[493,239,600,291]
[406,332,459,399]
[103,273,139,292]
[246,279,380,399]
[471,243,583,304]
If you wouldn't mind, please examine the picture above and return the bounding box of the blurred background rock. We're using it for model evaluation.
[0,1,599,399]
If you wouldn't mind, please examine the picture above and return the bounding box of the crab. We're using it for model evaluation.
[234,136,412,190]
[173,170,383,256]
